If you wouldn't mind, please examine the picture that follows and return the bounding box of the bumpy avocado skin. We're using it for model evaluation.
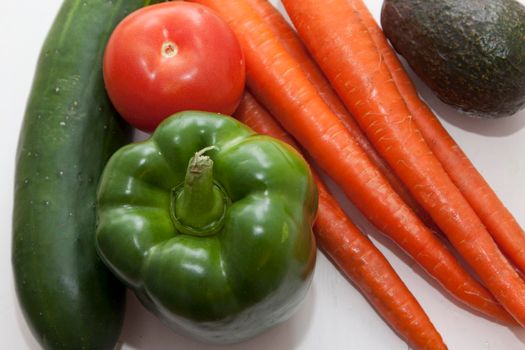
[381,0,525,117]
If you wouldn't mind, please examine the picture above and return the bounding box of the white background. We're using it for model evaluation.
[2,0,525,349]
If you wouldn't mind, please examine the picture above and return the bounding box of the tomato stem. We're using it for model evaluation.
[161,41,178,58]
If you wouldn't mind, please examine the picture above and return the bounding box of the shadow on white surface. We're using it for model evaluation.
[118,285,316,350]
[510,327,525,345]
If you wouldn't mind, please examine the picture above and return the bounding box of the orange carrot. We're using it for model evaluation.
[190,0,514,327]
[350,0,525,277]
[245,0,437,231]
[234,91,446,350]
[282,0,525,325]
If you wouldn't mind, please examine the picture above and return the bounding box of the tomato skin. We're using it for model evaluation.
[103,2,246,132]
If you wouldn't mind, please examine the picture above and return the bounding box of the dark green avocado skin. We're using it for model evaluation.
[381,0,525,117]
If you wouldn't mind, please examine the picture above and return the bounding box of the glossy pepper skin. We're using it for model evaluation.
[95,111,317,343]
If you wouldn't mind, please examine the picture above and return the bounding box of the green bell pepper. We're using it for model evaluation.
[96,111,317,343]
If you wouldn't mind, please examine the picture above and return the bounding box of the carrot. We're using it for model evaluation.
[189,0,514,326]
[234,92,295,144]
[234,91,446,350]
[244,0,437,231]
[282,0,525,325]
[350,0,525,277]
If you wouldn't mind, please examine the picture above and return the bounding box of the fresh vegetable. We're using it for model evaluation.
[190,0,514,325]
[95,111,317,344]
[11,0,157,348]
[381,0,525,117]
[282,0,525,325]
[234,91,447,350]
[245,0,436,231]
[354,0,525,296]
[103,2,246,132]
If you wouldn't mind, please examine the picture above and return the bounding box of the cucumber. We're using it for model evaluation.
[12,0,157,349]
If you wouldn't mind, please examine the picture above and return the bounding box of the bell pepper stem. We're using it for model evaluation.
[172,146,227,236]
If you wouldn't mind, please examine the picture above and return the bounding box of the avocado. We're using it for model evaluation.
[381,0,525,118]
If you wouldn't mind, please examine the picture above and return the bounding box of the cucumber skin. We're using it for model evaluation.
[12,0,154,349]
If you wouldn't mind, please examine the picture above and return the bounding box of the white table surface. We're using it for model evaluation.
[2,1,525,349]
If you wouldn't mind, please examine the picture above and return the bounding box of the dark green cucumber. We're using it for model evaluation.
[12,0,158,349]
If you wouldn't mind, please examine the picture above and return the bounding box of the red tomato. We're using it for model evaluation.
[103,2,246,132]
